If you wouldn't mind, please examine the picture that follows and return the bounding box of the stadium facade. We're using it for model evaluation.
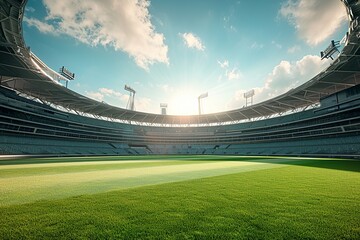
[0,0,359,157]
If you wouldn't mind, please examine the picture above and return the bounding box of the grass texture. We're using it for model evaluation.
[0,155,359,239]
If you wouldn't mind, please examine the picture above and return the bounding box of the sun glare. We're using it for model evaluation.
[170,90,199,115]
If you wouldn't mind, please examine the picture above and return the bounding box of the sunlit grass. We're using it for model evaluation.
[0,156,293,206]
[0,155,359,239]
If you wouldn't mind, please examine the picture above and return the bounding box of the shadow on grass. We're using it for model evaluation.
[185,155,360,173]
[203,156,360,173]
[268,158,360,173]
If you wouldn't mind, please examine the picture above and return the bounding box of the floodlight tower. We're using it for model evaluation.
[244,89,255,107]
[160,103,168,115]
[320,40,340,60]
[59,66,75,88]
[124,84,136,111]
[198,92,208,115]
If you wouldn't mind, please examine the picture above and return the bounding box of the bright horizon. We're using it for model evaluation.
[23,0,348,115]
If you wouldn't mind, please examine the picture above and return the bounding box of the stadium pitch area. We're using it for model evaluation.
[0,155,359,239]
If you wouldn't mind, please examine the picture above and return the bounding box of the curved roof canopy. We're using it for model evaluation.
[0,0,360,125]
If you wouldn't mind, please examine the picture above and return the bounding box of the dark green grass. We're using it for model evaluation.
[0,156,359,239]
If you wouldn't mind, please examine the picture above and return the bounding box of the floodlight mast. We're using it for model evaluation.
[244,89,255,107]
[198,92,208,115]
[59,66,75,88]
[124,84,136,111]
[320,40,340,60]
[160,103,168,115]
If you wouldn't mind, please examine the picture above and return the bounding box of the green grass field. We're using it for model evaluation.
[0,155,359,239]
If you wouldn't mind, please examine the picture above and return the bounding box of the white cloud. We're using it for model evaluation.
[228,55,331,109]
[135,97,153,112]
[99,87,127,100]
[226,68,242,81]
[271,40,282,49]
[85,87,154,112]
[86,88,127,105]
[229,25,237,32]
[280,0,347,46]
[287,45,301,53]
[86,91,104,101]
[25,7,35,13]
[217,60,242,81]
[223,11,238,32]
[218,60,229,68]
[251,42,264,50]
[25,0,169,70]
[24,16,57,34]
[160,84,174,93]
[181,32,205,51]
[264,55,330,97]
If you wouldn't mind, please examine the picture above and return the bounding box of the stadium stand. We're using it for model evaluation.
[0,84,360,157]
[0,0,359,157]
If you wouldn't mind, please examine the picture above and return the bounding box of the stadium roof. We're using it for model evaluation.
[0,0,360,126]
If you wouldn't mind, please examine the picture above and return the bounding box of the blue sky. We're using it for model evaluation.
[23,0,348,115]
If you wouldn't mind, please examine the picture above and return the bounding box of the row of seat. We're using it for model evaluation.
[1,133,359,157]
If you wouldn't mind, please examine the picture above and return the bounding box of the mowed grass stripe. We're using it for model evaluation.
[0,155,234,166]
[0,158,292,206]
[0,155,309,177]
[0,160,216,178]
[0,159,170,169]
